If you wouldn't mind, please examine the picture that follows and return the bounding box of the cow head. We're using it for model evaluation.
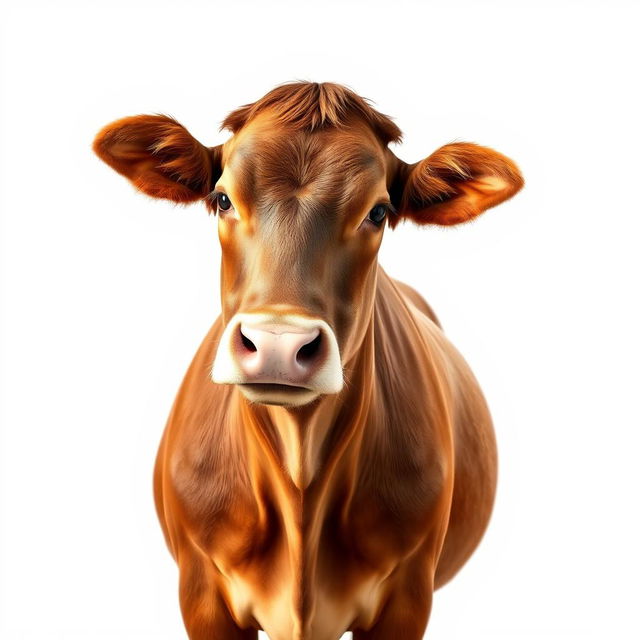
[94,82,523,407]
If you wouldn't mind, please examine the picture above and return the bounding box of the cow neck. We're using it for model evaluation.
[235,303,376,495]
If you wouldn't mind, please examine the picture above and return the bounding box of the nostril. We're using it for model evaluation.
[296,332,322,364]
[239,328,257,352]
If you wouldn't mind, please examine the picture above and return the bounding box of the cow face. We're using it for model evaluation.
[94,83,522,408]
[209,114,393,406]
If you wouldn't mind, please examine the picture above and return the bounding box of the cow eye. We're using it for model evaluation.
[217,193,233,212]
[367,204,387,226]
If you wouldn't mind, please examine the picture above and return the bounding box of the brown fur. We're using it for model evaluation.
[221,82,402,144]
[93,114,222,203]
[93,82,523,639]
[389,141,524,227]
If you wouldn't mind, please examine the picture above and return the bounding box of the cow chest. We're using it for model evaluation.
[168,440,443,639]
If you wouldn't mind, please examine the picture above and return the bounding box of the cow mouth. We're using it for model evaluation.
[240,383,313,393]
[238,382,319,407]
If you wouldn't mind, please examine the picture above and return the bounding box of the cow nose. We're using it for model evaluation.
[211,312,343,398]
[235,322,324,387]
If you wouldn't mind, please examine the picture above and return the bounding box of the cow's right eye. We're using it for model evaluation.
[217,193,233,212]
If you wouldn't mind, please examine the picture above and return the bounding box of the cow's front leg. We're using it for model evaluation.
[353,558,434,640]
[178,545,257,640]
[352,592,432,640]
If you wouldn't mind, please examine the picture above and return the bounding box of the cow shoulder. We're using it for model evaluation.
[348,274,457,561]
[157,320,255,547]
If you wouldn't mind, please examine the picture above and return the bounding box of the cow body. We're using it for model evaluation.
[153,268,496,639]
[94,81,521,639]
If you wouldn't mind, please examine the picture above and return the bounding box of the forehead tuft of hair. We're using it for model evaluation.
[221,82,402,145]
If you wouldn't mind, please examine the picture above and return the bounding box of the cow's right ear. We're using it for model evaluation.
[93,115,223,205]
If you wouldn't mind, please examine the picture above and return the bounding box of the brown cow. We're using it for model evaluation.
[93,82,523,639]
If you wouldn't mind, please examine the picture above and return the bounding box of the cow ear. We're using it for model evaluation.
[93,115,223,205]
[388,142,523,228]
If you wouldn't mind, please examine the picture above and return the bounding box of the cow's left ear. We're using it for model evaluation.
[93,114,223,205]
[388,142,523,228]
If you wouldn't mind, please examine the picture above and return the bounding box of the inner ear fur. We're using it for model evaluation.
[389,142,523,227]
[93,115,222,204]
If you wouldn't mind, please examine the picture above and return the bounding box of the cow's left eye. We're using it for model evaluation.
[367,204,387,226]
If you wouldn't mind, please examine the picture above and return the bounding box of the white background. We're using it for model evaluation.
[1,1,639,638]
